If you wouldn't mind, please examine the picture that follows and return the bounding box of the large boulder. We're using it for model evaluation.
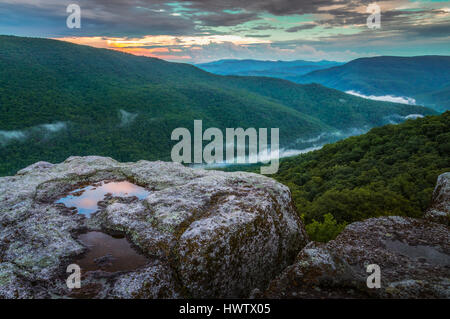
[264,216,450,298]
[425,172,450,226]
[0,156,307,298]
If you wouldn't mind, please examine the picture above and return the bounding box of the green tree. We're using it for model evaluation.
[305,213,347,242]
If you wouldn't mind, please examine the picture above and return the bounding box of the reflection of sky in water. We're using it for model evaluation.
[56,181,150,216]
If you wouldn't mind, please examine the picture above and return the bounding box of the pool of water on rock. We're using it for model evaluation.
[56,181,151,273]
[76,232,149,273]
[56,180,150,216]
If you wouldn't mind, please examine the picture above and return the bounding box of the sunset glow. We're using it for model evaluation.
[55,35,272,60]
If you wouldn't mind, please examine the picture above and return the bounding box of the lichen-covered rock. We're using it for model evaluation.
[109,261,182,299]
[0,156,306,298]
[264,216,450,298]
[425,173,450,225]
[0,263,35,299]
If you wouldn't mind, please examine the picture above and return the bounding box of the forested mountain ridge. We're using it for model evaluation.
[272,112,450,241]
[0,35,436,176]
[296,56,450,112]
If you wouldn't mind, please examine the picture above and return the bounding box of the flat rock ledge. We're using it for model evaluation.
[0,156,307,298]
[263,216,450,299]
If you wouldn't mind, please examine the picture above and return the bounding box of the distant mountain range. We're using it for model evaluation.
[196,59,343,78]
[296,56,450,112]
[198,56,450,112]
[0,36,436,176]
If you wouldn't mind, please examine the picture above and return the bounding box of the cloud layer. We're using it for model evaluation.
[346,90,417,105]
[0,0,449,62]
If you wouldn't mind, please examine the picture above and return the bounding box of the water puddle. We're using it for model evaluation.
[385,240,450,266]
[56,181,150,216]
[76,231,149,273]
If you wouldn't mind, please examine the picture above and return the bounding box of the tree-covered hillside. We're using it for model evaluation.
[0,36,436,176]
[272,112,450,241]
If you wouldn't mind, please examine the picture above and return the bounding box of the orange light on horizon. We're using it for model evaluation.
[54,34,271,61]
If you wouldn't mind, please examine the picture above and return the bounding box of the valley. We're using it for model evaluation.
[1,0,449,303]
[0,36,437,176]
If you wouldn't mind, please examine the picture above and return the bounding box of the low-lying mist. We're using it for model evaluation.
[346,90,417,105]
[119,109,138,127]
[196,114,426,171]
[0,122,67,147]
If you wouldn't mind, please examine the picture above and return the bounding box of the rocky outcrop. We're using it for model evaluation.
[425,172,450,226]
[0,156,307,298]
[2,157,448,299]
[263,216,450,298]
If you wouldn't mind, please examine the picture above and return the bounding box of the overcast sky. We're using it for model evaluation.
[1,0,449,62]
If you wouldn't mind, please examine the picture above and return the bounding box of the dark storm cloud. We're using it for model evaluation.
[0,0,417,36]
[245,34,271,38]
[405,22,450,38]
[1,0,448,43]
[0,0,197,37]
[79,0,341,30]
[198,11,259,27]
[275,18,450,57]
[174,0,449,39]
[251,24,279,31]
[175,0,338,16]
[285,24,317,33]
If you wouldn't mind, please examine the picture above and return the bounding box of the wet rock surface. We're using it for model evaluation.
[264,216,450,298]
[0,156,306,298]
